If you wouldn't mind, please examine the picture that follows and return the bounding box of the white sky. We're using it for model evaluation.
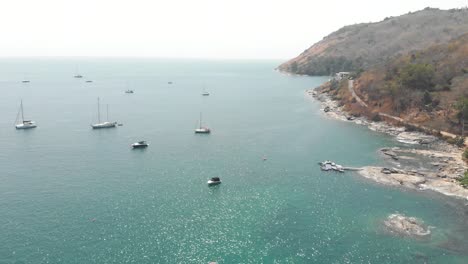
[0,0,466,59]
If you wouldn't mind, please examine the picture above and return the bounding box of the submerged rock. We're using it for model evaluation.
[381,148,399,160]
[383,213,431,238]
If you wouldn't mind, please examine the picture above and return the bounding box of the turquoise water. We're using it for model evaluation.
[0,58,467,263]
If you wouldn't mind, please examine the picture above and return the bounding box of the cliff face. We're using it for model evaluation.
[279,8,468,75]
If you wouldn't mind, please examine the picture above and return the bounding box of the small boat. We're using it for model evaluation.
[168,81,173,84]
[86,80,93,83]
[125,89,134,94]
[132,141,149,148]
[202,88,210,96]
[194,112,210,134]
[91,98,117,129]
[74,66,83,78]
[319,160,345,173]
[207,177,221,186]
[22,80,30,83]
[15,100,37,129]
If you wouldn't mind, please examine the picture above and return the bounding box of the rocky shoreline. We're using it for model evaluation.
[308,88,468,201]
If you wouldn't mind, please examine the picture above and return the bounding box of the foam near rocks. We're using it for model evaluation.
[383,213,431,238]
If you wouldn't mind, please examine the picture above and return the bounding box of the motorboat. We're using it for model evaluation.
[132,141,149,148]
[320,160,345,173]
[15,100,37,129]
[207,177,221,186]
[125,89,134,94]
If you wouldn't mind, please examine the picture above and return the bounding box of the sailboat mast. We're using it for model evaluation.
[97,97,101,123]
[106,104,109,121]
[199,112,202,128]
[20,100,24,122]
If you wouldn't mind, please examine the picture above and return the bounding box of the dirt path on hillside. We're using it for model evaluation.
[347,80,467,146]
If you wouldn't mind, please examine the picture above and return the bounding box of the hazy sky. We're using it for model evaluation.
[0,0,466,59]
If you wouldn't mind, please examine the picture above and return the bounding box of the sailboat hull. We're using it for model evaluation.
[15,123,37,129]
[194,128,210,134]
[91,122,117,129]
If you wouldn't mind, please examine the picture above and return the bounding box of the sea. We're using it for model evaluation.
[0,58,467,263]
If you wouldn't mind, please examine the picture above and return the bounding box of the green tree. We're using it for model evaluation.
[455,97,468,120]
[399,63,435,91]
[290,62,298,73]
[459,170,468,188]
[455,97,468,136]
[422,90,432,106]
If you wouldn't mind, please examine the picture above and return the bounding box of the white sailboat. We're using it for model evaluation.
[15,100,37,129]
[202,87,209,96]
[91,98,117,129]
[74,66,83,78]
[194,112,210,134]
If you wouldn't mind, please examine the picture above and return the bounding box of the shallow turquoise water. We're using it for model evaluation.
[0,58,467,263]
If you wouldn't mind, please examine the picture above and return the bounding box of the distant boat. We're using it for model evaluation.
[168,81,173,84]
[15,100,37,129]
[74,66,83,78]
[86,80,93,83]
[132,141,149,148]
[91,97,117,129]
[22,73,30,83]
[125,89,134,94]
[194,112,211,134]
[207,177,221,186]
[202,88,210,96]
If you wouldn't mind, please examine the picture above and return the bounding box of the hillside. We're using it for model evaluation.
[325,33,468,135]
[278,8,468,75]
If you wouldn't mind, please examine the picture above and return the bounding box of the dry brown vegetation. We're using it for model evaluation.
[354,33,468,134]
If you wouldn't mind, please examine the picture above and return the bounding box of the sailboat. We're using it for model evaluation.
[15,100,37,129]
[91,98,117,129]
[22,73,30,83]
[74,66,83,78]
[202,87,210,96]
[194,112,211,134]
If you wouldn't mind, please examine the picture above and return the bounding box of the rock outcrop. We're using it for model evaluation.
[383,213,431,238]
